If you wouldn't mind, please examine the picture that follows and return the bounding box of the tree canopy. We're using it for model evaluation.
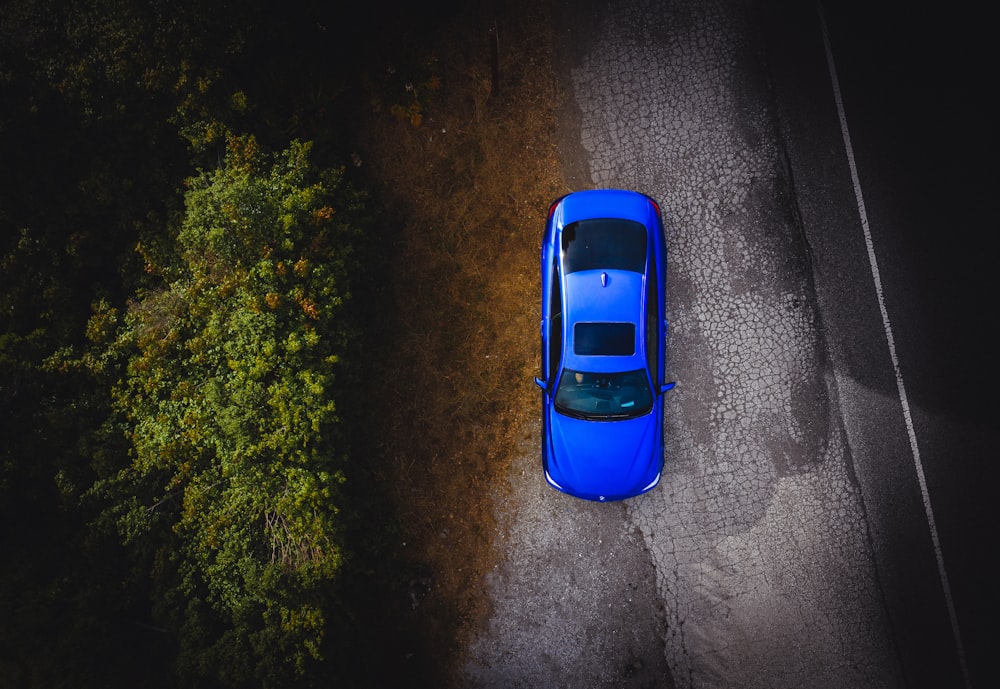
[90,134,368,684]
[1,1,435,685]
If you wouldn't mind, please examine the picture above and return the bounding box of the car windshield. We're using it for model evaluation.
[554,368,653,420]
[561,219,647,273]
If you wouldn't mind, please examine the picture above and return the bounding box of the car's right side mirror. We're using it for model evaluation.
[661,382,676,393]
[534,377,547,390]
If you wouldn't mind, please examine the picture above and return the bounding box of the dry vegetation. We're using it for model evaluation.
[361,0,567,678]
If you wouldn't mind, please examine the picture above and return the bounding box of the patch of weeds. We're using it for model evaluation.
[365,53,441,128]
[360,0,569,684]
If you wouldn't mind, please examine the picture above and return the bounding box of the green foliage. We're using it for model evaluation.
[1,0,252,121]
[2,1,414,685]
[98,134,368,685]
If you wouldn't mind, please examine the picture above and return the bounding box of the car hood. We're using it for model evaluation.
[546,407,659,500]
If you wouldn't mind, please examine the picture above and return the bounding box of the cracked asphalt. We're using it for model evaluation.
[463,0,905,686]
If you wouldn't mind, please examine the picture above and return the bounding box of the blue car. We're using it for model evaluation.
[534,189,674,501]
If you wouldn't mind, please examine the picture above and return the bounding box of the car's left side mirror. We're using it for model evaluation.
[534,377,547,390]
[661,382,676,393]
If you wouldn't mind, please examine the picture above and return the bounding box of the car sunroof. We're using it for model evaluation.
[574,322,635,355]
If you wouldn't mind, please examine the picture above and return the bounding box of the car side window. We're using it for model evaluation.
[549,260,562,382]
[646,253,659,387]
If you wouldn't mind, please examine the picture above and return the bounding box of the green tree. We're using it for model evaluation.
[95,133,367,686]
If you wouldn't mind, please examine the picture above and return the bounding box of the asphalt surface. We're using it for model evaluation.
[767,2,996,687]
[463,0,993,687]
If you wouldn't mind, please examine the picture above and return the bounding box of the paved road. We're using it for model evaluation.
[464,0,991,687]
[766,2,995,687]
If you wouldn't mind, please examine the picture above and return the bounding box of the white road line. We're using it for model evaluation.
[816,4,972,688]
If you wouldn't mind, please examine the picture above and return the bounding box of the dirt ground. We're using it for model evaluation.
[360,0,566,682]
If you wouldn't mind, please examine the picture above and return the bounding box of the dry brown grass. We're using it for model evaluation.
[361,0,567,679]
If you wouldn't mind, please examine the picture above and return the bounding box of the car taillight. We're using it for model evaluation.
[547,194,568,221]
[648,197,661,217]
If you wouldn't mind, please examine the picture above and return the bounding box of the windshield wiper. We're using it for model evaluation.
[554,404,590,420]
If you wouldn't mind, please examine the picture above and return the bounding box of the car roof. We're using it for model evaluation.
[562,269,644,373]
[550,188,662,374]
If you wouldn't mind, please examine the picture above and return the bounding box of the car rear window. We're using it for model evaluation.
[574,322,635,356]
[561,219,647,273]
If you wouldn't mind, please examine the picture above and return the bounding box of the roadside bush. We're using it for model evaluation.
[93,133,369,686]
